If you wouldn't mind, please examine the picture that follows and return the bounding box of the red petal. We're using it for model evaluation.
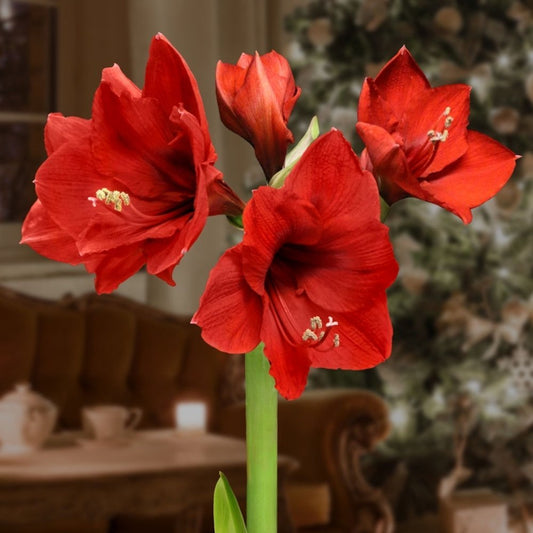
[420,130,518,223]
[84,244,146,294]
[193,246,263,354]
[36,138,182,251]
[256,51,301,121]
[44,114,91,155]
[262,306,311,400]
[20,201,146,295]
[215,59,250,140]
[78,203,182,255]
[92,65,182,197]
[357,78,400,131]
[143,34,210,143]
[309,294,392,370]
[372,46,430,114]
[356,122,421,201]
[400,84,470,176]
[241,187,321,295]
[206,169,245,217]
[143,165,209,275]
[298,220,398,313]
[20,201,82,264]
[35,138,105,237]
[168,106,212,170]
[155,266,176,287]
[285,130,381,223]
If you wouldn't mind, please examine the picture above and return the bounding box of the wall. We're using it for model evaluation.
[0,0,295,313]
[127,0,269,314]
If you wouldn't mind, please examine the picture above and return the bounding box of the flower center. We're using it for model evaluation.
[427,106,454,144]
[302,315,340,349]
[88,188,131,212]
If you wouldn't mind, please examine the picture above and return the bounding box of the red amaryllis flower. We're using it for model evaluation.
[192,130,398,400]
[356,46,518,223]
[216,51,301,180]
[21,33,244,294]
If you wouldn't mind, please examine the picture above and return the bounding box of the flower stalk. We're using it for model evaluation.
[245,343,278,533]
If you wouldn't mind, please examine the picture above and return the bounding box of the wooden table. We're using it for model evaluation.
[0,429,297,532]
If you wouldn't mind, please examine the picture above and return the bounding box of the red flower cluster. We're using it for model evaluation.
[356,47,518,223]
[21,37,518,398]
[21,34,243,293]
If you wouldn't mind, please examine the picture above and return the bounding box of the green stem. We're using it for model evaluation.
[245,343,278,533]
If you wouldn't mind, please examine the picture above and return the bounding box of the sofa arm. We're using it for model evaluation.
[217,388,394,532]
[279,388,393,531]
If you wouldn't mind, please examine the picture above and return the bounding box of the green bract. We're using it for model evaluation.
[269,116,319,189]
[213,472,247,533]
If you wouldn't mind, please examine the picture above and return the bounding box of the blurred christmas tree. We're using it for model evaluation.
[285,0,533,518]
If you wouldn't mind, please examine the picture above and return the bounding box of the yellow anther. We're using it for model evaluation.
[428,131,444,143]
[427,107,454,144]
[302,329,319,342]
[94,188,130,212]
[310,316,323,330]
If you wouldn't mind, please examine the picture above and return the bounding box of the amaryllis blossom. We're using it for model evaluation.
[193,131,398,400]
[21,33,244,293]
[356,46,518,223]
[216,51,301,180]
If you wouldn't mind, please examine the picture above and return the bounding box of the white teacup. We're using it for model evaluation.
[82,405,142,441]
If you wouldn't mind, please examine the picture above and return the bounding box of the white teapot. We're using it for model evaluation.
[0,383,58,455]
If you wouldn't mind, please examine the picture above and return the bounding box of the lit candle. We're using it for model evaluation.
[174,401,207,432]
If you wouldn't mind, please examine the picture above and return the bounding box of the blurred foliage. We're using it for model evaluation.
[285,0,533,517]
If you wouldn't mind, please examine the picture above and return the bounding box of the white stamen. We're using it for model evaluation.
[333,334,340,348]
[326,316,339,327]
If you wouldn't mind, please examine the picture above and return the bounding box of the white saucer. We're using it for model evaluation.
[76,437,131,449]
[0,445,37,462]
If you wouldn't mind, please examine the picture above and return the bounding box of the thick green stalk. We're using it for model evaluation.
[245,343,278,533]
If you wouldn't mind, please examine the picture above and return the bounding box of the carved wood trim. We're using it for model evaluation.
[338,420,395,533]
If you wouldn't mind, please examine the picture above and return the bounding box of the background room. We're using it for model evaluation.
[0,1,531,532]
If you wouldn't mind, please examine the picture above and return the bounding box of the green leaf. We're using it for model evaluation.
[226,214,244,230]
[380,196,390,222]
[213,472,247,533]
[269,116,320,189]
[284,115,320,168]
